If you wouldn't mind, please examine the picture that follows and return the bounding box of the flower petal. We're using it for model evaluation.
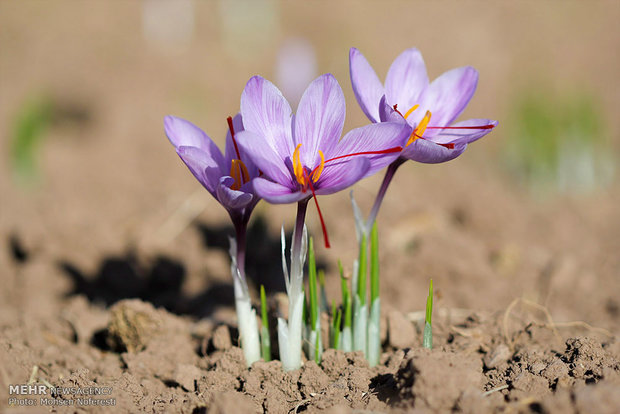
[216,177,253,210]
[324,122,410,178]
[176,146,221,193]
[378,95,408,123]
[240,76,295,161]
[252,177,308,204]
[165,116,226,173]
[235,130,293,186]
[294,74,345,167]
[315,157,370,196]
[413,66,478,132]
[401,139,467,164]
[430,119,498,145]
[384,48,429,113]
[349,47,384,123]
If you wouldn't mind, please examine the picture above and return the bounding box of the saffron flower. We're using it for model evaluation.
[164,114,261,366]
[349,47,497,164]
[164,114,259,216]
[235,74,411,204]
[233,73,409,371]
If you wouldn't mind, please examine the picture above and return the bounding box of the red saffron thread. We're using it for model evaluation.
[302,169,330,249]
[227,116,242,160]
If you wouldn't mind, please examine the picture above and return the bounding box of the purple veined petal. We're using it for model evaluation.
[430,119,498,145]
[401,138,467,164]
[349,48,385,123]
[294,74,345,167]
[252,177,308,204]
[384,48,429,114]
[323,122,410,178]
[378,95,409,123]
[224,113,260,178]
[315,157,370,196]
[165,116,226,174]
[240,76,295,161]
[176,146,221,193]
[216,176,254,210]
[235,130,293,187]
[412,66,479,134]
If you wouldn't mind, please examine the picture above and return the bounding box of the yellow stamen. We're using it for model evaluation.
[293,143,305,186]
[311,150,325,182]
[406,110,432,146]
[230,159,250,190]
[403,104,419,120]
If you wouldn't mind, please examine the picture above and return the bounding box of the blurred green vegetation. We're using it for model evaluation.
[504,89,615,196]
[10,96,54,185]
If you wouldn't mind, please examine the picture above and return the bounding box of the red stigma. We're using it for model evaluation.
[324,147,402,165]
[426,124,495,130]
[227,116,242,160]
[392,104,404,117]
[302,168,330,249]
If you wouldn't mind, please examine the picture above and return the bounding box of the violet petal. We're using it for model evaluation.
[349,47,384,123]
[294,74,345,167]
[384,48,429,113]
[324,122,410,178]
[315,157,370,196]
[401,139,467,164]
[216,176,253,209]
[252,177,308,204]
[378,95,408,123]
[235,130,293,186]
[176,146,221,193]
[412,66,478,133]
[240,76,295,161]
[165,116,226,174]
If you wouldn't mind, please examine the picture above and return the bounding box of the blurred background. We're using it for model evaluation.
[1,1,619,333]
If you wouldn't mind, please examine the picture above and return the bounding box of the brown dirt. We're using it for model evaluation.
[2,296,619,413]
[2,1,620,413]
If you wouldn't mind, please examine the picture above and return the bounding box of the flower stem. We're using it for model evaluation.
[367,222,381,366]
[279,199,308,371]
[366,158,405,231]
[228,218,260,366]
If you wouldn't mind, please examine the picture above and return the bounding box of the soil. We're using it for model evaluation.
[1,1,620,413]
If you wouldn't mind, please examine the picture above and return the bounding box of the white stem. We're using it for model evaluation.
[367,297,381,367]
[234,277,260,365]
[280,293,304,371]
[229,237,260,366]
[353,296,367,357]
[341,326,352,352]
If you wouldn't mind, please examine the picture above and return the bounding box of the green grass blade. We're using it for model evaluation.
[357,233,367,306]
[332,308,342,349]
[308,237,318,327]
[423,279,433,349]
[370,222,379,303]
[260,285,271,361]
[319,269,329,313]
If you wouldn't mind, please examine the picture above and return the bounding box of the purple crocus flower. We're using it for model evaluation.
[235,74,410,204]
[164,113,263,365]
[349,47,497,164]
[164,114,259,217]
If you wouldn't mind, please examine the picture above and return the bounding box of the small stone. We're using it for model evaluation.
[387,310,416,349]
[107,300,162,352]
[173,364,202,392]
[212,325,232,351]
[483,344,511,369]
